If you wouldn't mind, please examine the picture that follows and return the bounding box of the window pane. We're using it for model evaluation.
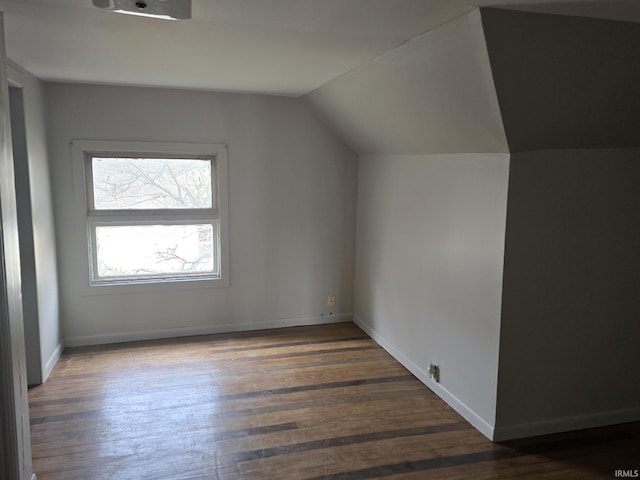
[94,224,217,279]
[92,157,214,210]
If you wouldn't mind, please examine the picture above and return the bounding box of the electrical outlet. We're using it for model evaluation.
[428,363,439,383]
[327,294,336,308]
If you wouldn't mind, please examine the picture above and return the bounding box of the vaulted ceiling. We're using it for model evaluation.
[306,10,508,154]
[308,6,640,155]
[1,0,639,96]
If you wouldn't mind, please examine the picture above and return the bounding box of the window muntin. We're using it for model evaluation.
[85,152,221,286]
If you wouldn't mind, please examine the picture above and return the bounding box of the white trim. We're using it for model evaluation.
[354,314,495,440]
[6,61,25,88]
[42,341,64,382]
[493,407,640,442]
[64,313,353,347]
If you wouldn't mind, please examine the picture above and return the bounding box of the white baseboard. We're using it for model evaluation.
[42,341,64,381]
[493,407,640,442]
[353,314,495,440]
[64,313,353,347]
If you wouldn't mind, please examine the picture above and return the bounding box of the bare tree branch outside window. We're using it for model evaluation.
[92,157,213,210]
[91,157,216,279]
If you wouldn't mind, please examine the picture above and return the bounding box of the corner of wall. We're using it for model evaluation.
[354,314,496,440]
[42,339,64,382]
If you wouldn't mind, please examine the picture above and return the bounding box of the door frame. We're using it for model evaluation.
[0,12,35,480]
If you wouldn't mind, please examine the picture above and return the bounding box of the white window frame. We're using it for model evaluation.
[72,140,230,293]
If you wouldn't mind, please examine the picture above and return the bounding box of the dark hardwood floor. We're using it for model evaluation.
[28,322,639,479]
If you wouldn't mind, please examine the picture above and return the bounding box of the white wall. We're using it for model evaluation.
[45,83,358,345]
[9,85,40,385]
[354,153,509,438]
[305,7,510,439]
[8,62,61,383]
[495,148,640,440]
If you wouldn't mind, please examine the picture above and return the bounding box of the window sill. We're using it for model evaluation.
[80,275,229,297]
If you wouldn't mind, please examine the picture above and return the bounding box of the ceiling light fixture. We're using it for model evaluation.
[92,0,191,20]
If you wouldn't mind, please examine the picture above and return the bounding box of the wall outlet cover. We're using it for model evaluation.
[327,294,336,308]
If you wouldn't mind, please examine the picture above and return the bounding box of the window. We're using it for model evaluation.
[73,141,228,288]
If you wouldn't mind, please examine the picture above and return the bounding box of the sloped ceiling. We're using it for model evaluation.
[481,8,640,151]
[2,1,639,97]
[305,9,508,155]
[2,1,639,154]
[0,0,476,96]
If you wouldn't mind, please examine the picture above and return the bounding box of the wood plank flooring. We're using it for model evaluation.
[28,322,639,479]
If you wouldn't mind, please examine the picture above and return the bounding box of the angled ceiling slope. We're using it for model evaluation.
[305,9,508,155]
[0,0,476,97]
[481,8,640,152]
